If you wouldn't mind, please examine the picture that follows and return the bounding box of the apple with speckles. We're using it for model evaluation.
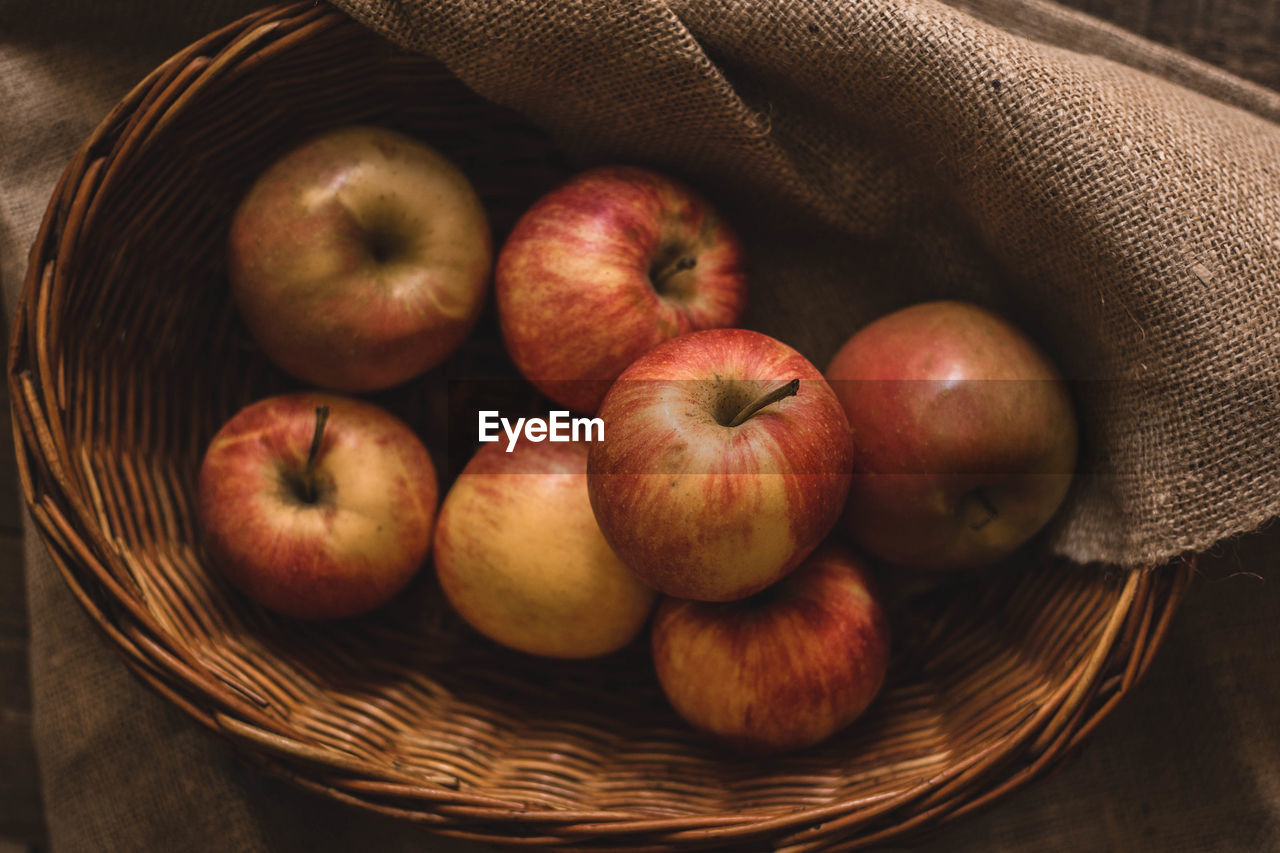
[228,125,491,392]
[651,543,891,753]
[433,439,655,659]
[825,300,1078,570]
[197,392,438,620]
[587,328,853,602]
[495,165,747,414]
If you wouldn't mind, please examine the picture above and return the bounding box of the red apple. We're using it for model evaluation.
[495,165,747,413]
[433,439,655,658]
[826,300,1078,570]
[197,392,438,620]
[587,328,853,602]
[228,125,491,392]
[652,543,890,753]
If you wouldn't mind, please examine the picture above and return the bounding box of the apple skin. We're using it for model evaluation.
[495,165,747,414]
[432,439,656,658]
[825,300,1078,570]
[651,543,890,753]
[227,125,491,392]
[587,328,854,602]
[197,392,438,620]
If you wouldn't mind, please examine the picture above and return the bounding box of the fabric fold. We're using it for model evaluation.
[334,0,1280,566]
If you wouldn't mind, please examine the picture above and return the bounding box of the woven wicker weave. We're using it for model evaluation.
[7,3,1193,850]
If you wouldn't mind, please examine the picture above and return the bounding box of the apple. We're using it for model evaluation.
[651,543,890,753]
[825,300,1078,570]
[227,125,491,392]
[197,392,438,620]
[433,439,656,658]
[495,165,747,413]
[587,328,853,602]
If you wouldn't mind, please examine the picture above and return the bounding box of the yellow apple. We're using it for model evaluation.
[433,439,656,658]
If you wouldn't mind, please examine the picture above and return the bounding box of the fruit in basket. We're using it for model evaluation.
[433,439,655,658]
[587,329,853,602]
[651,543,890,753]
[227,125,491,392]
[825,300,1078,570]
[495,165,747,414]
[197,392,438,620]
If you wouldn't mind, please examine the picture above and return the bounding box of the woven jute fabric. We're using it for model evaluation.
[331,0,1280,568]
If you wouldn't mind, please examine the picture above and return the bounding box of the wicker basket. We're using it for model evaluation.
[8,3,1193,850]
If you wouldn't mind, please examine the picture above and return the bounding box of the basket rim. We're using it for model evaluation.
[5,2,1196,849]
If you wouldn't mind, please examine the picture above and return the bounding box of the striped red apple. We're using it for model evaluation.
[197,392,437,620]
[587,329,853,602]
[826,301,1078,570]
[227,125,491,392]
[651,543,891,753]
[496,166,747,414]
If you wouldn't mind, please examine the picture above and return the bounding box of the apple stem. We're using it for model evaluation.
[303,405,330,502]
[727,379,800,427]
[652,255,697,293]
[961,488,998,531]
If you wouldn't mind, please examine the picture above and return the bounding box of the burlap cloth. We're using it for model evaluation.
[1,0,1278,850]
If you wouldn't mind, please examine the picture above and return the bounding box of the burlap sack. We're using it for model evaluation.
[330,0,1280,568]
